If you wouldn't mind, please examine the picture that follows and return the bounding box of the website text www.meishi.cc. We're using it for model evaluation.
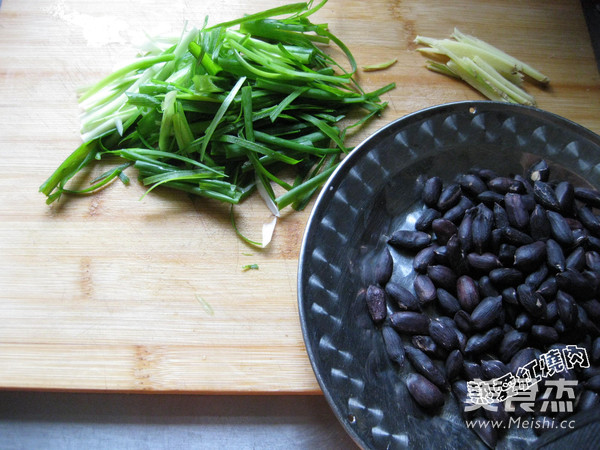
[466,415,576,431]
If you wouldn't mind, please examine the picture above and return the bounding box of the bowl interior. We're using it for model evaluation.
[298,101,600,449]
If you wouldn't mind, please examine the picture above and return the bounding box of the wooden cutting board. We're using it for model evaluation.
[1,0,599,393]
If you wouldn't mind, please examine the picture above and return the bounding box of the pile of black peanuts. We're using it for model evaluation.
[365,159,600,447]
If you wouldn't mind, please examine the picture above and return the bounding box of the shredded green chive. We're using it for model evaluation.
[40,0,394,244]
[195,295,215,316]
[242,264,260,271]
[362,59,397,72]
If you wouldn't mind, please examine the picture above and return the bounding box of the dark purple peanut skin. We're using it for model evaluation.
[406,373,445,410]
[365,285,386,323]
[368,161,600,443]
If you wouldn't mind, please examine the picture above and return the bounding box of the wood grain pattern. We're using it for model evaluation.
[0,0,599,393]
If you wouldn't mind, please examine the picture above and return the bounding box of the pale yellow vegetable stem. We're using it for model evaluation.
[452,28,550,84]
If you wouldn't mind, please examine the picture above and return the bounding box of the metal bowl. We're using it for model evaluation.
[297,101,600,449]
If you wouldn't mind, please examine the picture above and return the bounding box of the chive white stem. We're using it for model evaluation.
[415,28,549,105]
[452,28,550,84]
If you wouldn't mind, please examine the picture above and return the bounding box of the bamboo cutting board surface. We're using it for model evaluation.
[1,0,599,393]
